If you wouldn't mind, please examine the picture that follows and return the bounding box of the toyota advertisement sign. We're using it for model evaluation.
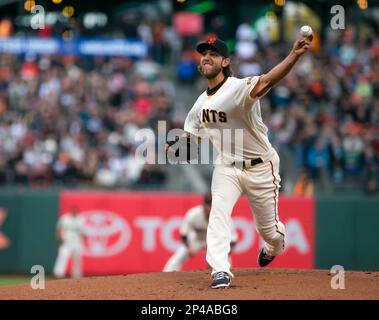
[60,192,315,275]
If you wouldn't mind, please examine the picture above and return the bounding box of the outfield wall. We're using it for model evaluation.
[316,196,379,271]
[0,189,58,273]
[0,190,378,274]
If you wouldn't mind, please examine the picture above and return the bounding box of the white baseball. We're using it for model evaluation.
[300,25,313,38]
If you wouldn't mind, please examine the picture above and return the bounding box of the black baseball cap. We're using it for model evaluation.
[196,36,230,58]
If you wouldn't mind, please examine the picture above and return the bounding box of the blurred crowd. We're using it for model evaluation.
[235,24,379,195]
[175,22,379,195]
[0,6,378,195]
[0,6,183,188]
[0,53,177,188]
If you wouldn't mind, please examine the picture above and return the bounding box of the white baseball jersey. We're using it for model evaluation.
[163,204,238,272]
[180,205,238,243]
[180,205,209,242]
[184,76,274,164]
[57,214,85,249]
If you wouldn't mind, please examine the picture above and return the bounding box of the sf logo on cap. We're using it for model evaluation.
[207,36,217,44]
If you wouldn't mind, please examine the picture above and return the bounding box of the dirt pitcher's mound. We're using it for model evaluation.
[0,268,378,300]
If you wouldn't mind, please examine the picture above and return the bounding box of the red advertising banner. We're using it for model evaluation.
[59,192,314,275]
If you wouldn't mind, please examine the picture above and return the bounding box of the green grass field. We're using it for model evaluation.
[0,275,56,287]
[0,277,31,287]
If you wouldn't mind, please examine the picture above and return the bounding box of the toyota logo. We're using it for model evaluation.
[79,210,131,257]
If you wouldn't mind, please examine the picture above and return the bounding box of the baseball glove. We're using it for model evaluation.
[166,136,198,162]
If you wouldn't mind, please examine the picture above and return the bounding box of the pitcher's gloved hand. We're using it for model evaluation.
[166,136,180,156]
[166,136,198,162]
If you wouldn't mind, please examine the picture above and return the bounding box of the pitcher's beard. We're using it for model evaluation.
[198,65,222,80]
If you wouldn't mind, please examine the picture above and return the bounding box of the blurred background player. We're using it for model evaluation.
[53,207,86,278]
[163,194,237,272]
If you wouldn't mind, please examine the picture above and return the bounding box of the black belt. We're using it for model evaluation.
[232,158,263,168]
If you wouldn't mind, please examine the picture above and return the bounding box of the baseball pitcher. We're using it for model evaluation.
[167,33,313,288]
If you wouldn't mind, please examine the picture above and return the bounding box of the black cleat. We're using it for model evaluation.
[258,248,275,267]
[211,272,231,289]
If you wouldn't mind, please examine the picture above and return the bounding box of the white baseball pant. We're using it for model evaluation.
[206,151,285,278]
[163,231,206,272]
[53,244,83,278]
